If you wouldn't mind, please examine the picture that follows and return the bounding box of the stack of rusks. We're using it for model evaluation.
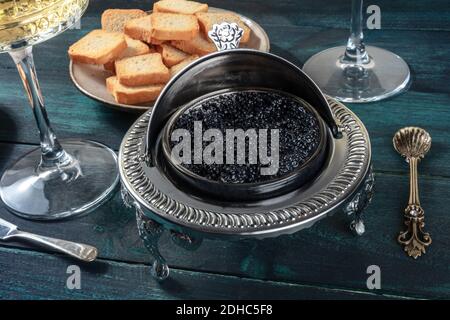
[68,0,251,105]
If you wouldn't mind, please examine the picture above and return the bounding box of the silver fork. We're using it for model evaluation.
[0,217,97,262]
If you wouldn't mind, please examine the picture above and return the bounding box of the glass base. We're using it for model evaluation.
[302,45,410,103]
[0,139,119,220]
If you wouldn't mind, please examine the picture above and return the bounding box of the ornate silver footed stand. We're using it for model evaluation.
[348,168,374,236]
[119,98,373,280]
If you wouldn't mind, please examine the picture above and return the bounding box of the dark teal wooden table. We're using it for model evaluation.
[0,0,449,300]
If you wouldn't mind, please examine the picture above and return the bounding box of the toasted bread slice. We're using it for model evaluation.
[115,53,170,86]
[171,33,216,56]
[101,9,147,32]
[157,43,190,67]
[104,36,152,72]
[170,55,199,77]
[106,75,117,93]
[195,12,251,44]
[124,15,153,43]
[106,76,164,104]
[153,0,208,15]
[68,30,127,65]
[151,13,199,41]
[124,15,165,45]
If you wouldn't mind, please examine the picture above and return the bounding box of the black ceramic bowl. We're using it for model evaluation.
[145,50,341,202]
[161,88,329,202]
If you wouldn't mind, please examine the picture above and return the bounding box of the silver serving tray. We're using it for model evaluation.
[119,97,373,240]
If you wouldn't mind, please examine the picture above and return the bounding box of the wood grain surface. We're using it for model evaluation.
[0,0,449,299]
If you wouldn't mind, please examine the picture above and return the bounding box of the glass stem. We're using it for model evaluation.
[9,47,70,168]
[342,0,370,65]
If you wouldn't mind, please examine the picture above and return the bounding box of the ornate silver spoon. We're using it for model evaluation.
[393,127,432,259]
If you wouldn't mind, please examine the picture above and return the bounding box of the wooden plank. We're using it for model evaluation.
[210,0,450,31]
[0,246,397,300]
[81,0,450,31]
[1,144,449,298]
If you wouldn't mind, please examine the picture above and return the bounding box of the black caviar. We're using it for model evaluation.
[169,90,321,184]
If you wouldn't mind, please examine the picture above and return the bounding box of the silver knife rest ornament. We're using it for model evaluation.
[208,22,244,51]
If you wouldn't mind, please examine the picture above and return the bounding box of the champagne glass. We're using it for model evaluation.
[0,0,119,220]
[302,0,410,102]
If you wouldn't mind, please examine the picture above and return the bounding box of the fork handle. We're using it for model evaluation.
[8,230,98,262]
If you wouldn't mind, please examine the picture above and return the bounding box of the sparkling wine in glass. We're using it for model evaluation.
[303,0,410,103]
[0,0,119,220]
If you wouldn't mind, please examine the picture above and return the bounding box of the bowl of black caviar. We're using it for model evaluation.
[146,49,342,203]
[161,89,328,201]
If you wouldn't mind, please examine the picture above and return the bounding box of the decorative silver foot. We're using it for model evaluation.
[346,166,375,236]
[170,231,203,251]
[136,209,169,280]
[122,185,169,280]
[350,214,366,236]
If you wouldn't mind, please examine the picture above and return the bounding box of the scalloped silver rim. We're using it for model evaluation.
[119,97,371,236]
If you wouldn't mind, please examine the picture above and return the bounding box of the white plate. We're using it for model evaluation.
[69,8,271,112]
